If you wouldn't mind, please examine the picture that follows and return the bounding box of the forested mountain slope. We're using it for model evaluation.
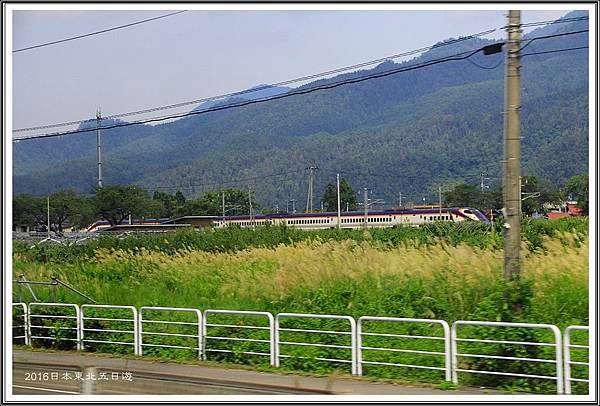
[13,12,588,207]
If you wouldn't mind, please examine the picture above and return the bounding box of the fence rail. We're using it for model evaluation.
[81,304,139,355]
[451,320,564,394]
[275,312,357,375]
[203,309,275,366]
[12,303,29,345]
[11,302,590,395]
[27,303,81,350]
[564,325,589,395]
[140,306,202,359]
[357,316,451,380]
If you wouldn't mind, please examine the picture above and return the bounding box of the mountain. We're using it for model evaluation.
[13,12,589,208]
[190,85,291,112]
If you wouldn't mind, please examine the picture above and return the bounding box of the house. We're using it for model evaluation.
[546,201,583,219]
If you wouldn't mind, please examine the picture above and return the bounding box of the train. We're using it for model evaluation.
[212,207,489,230]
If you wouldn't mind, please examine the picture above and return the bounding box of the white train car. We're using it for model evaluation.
[213,207,488,230]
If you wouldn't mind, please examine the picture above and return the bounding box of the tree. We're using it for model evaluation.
[175,189,256,217]
[49,189,94,231]
[520,176,564,216]
[443,183,484,208]
[94,185,153,226]
[565,174,589,215]
[321,178,357,212]
[13,194,42,230]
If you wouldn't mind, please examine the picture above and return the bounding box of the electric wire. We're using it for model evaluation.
[518,28,588,52]
[12,45,502,141]
[519,15,588,28]
[521,45,588,57]
[13,22,589,134]
[13,27,499,133]
[466,57,504,70]
[13,10,187,53]
[12,28,589,141]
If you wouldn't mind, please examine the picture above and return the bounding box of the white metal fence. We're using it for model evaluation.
[11,302,590,395]
[563,326,589,395]
[27,303,81,350]
[12,303,29,345]
[81,304,139,355]
[451,321,564,394]
[275,313,357,375]
[203,309,275,366]
[357,316,451,380]
[139,306,202,359]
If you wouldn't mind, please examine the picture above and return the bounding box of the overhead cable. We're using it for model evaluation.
[13,10,187,53]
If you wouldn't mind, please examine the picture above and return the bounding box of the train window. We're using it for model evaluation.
[464,210,473,214]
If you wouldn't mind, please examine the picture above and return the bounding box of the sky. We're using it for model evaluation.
[11,8,575,133]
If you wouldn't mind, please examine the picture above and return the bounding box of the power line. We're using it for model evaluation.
[12,29,589,142]
[13,27,499,133]
[519,15,588,28]
[521,45,588,58]
[13,10,187,53]
[518,28,588,52]
[467,57,504,70]
[12,45,502,141]
[13,21,588,134]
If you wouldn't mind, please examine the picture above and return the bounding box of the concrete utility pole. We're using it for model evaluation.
[305,166,318,213]
[47,195,50,236]
[503,10,522,280]
[290,199,296,214]
[96,107,103,188]
[336,173,341,229]
[222,190,226,219]
[248,187,254,228]
[363,188,369,228]
[438,186,442,215]
[398,192,402,209]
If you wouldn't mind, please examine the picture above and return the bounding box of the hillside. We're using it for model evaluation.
[13,12,589,208]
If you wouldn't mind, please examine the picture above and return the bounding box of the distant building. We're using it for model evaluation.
[546,201,583,219]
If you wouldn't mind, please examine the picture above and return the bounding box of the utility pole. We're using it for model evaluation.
[305,166,318,213]
[248,187,254,228]
[96,107,103,188]
[503,10,522,281]
[290,199,296,214]
[363,188,369,229]
[398,192,402,209]
[47,195,50,236]
[222,190,226,220]
[438,186,442,215]
[336,173,341,229]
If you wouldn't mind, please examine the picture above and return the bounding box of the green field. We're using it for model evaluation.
[12,218,589,393]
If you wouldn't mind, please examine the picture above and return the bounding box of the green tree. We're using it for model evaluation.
[443,183,484,208]
[520,176,564,216]
[94,185,153,226]
[175,189,256,217]
[152,190,177,218]
[565,174,589,215]
[13,194,42,230]
[49,189,95,231]
[321,178,357,212]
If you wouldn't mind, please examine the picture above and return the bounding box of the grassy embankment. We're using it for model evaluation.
[12,218,589,393]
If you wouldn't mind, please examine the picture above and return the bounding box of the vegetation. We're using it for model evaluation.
[13,14,588,208]
[13,218,589,394]
[321,177,357,211]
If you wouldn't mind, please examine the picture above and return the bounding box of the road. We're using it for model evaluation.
[12,350,507,395]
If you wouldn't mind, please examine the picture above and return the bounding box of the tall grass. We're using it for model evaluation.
[12,218,589,393]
